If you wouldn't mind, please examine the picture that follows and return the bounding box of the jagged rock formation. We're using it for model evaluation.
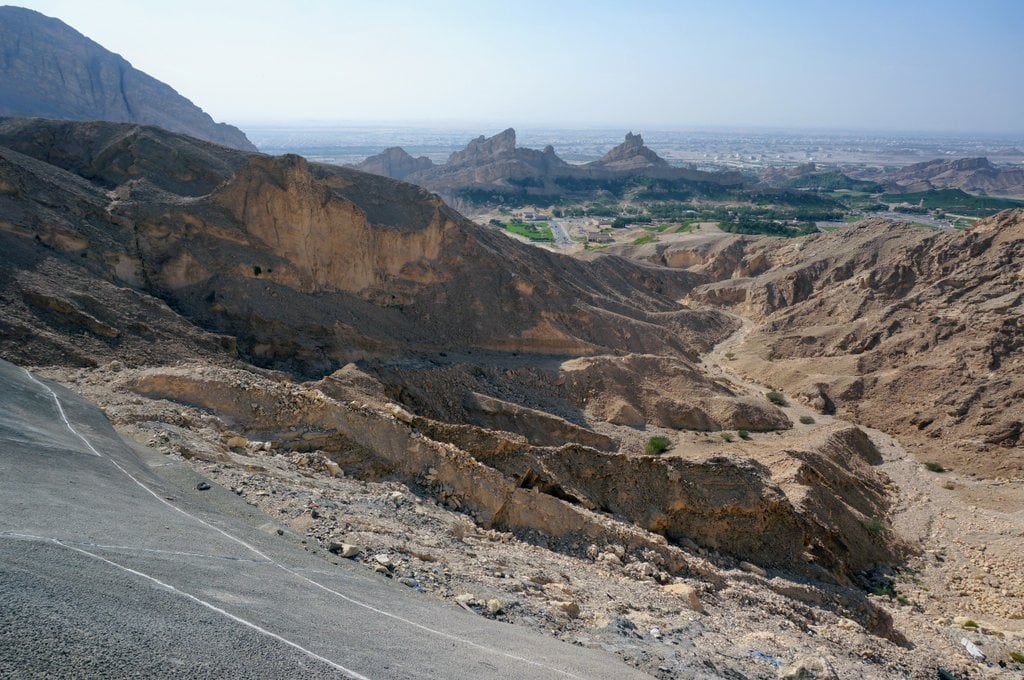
[353,128,744,198]
[354,146,434,180]
[0,6,256,151]
[587,132,669,171]
[357,127,573,191]
[671,213,1024,477]
[855,157,1024,198]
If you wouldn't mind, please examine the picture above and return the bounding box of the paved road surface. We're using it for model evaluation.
[549,219,573,246]
[0,359,653,679]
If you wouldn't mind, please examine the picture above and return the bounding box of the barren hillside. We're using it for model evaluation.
[3,119,1024,677]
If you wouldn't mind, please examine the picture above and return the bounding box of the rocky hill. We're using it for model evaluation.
[857,157,1024,198]
[354,128,744,200]
[587,132,669,171]
[353,146,435,180]
[8,114,1024,677]
[0,6,256,151]
[652,213,1024,478]
[0,116,912,589]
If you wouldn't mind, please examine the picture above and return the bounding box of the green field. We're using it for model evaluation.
[883,189,1024,217]
[504,220,554,241]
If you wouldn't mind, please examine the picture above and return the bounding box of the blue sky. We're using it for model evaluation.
[10,0,1024,133]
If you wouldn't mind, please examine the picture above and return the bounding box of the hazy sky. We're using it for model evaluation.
[11,0,1024,133]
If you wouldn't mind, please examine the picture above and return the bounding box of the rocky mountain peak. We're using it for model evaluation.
[0,6,256,151]
[592,131,669,170]
[353,146,435,180]
[447,128,518,166]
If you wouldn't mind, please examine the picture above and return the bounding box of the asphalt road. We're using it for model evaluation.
[549,219,573,246]
[0,359,653,679]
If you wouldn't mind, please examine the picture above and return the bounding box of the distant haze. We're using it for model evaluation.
[9,0,1024,134]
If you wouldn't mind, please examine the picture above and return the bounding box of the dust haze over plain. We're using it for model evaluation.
[9,0,1024,134]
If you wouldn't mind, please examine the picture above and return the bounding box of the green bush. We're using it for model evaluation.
[720,432,734,442]
[738,429,750,440]
[1009,652,1024,663]
[924,461,946,473]
[863,516,884,535]
[766,391,787,406]
[799,415,815,425]
[962,619,979,628]
[644,436,671,455]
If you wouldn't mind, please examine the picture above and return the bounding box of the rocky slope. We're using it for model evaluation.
[658,213,1024,479]
[6,117,1024,677]
[51,358,1024,680]
[864,157,1024,198]
[0,6,256,151]
[0,117,907,583]
[0,118,727,375]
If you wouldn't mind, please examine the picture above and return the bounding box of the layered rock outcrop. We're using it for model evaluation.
[130,365,901,583]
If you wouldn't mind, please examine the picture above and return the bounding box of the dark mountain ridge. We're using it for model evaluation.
[0,6,256,151]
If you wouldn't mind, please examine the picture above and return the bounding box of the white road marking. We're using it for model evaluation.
[0,534,272,563]
[21,368,589,680]
[4,532,370,680]
[22,371,101,457]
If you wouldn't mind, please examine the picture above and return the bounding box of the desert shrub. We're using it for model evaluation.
[738,429,750,440]
[645,436,671,455]
[766,391,787,406]
[1009,652,1024,663]
[943,482,956,490]
[924,461,946,473]
[720,432,734,442]
[863,516,884,535]
[962,620,979,628]
[799,415,815,425]
[896,594,910,606]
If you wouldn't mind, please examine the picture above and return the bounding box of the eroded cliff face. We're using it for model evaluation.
[211,154,454,294]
